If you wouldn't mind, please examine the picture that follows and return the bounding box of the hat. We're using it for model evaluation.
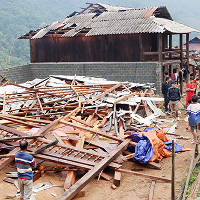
[171,81,176,84]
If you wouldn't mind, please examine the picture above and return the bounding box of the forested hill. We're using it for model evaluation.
[0,0,199,68]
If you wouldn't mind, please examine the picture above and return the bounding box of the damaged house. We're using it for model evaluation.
[11,3,200,92]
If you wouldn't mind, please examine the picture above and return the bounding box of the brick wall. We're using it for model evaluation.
[0,62,162,94]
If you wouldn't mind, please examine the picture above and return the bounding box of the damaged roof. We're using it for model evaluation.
[19,3,200,39]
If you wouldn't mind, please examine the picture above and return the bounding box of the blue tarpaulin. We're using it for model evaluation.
[128,131,184,164]
[164,141,184,153]
[128,133,153,164]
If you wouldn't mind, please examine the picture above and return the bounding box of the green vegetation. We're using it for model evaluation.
[0,0,199,69]
[186,165,200,199]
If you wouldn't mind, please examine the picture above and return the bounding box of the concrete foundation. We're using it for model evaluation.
[0,62,162,93]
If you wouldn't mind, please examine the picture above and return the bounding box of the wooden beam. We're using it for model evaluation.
[115,168,171,183]
[0,135,43,143]
[60,120,123,142]
[113,171,121,187]
[57,139,131,200]
[186,33,190,70]
[32,140,58,155]
[85,83,122,104]
[180,34,183,69]
[158,33,163,62]
[149,180,156,200]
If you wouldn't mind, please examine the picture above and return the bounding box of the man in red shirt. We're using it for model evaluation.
[186,77,196,104]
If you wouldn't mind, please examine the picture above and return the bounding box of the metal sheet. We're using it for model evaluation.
[153,18,200,34]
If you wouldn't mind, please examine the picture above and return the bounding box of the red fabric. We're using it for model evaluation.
[171,73,174,80]
[186,83,196,104]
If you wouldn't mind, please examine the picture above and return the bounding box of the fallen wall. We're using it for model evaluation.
[0,62,162,93]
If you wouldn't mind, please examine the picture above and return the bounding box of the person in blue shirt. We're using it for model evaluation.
[15,140,36,200]
[187,95,200,144]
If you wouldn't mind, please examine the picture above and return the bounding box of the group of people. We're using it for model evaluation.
[162,73,200,144]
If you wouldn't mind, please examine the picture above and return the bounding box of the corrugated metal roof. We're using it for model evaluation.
[32,21,59,39]
[85,18,164,36]
[26,5,200,39]
[153,18,200,34]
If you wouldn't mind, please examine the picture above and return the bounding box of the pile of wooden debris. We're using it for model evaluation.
[0,75,186,199]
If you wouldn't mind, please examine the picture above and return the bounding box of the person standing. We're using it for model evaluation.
[15,140,36,200]
[187,95,200,144]
[163,70,169,80]
[162,76,172,112]
[168,81,181,120]
[186,77,196,104]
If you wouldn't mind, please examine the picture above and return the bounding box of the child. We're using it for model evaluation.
[187,95,200,144]
[186,98,192,130]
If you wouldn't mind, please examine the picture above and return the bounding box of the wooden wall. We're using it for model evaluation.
[30,33,160,63]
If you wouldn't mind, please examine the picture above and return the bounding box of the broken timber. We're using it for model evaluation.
[57,138,131,200]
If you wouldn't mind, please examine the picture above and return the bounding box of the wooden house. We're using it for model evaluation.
[20,3,199,79]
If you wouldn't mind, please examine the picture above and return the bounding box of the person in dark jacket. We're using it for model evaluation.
[162,76,171,112]
[168,81,181,120]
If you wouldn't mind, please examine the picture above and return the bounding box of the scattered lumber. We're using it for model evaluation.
[0,75,187,199]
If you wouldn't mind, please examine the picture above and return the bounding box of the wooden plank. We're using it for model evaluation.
[119,120,125,138]
[85,83,122,104]
[34,153,92,170]
[32,140,58,155]
[60,120,122,142]
[182,149,197,199]
[116,168,171,183]
[3,92,6,114]
[149,180,156,200]
[171,139,175,200]
[36,92,44,114]
[0,148,19,170]
[114,92,135,105]
[113,171,121,187]
[57,139,131,200]
[0,115,42,128]
[64,171,76,190]
[1,114,50,124]
[0,135,43,143]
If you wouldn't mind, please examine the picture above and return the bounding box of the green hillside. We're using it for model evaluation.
[0,0,199,68]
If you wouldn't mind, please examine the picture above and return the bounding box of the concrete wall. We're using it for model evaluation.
[0,62,162,93]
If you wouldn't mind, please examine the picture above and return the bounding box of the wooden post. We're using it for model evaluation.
[180,34,183,93]
[3,92,6,115]
[158,33,163,62]
[195,126,199,157]
[171,139,175,200]
[186,33,190,84]
[139,34,143,61]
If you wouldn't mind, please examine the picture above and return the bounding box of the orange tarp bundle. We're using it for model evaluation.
[138,129,172,162]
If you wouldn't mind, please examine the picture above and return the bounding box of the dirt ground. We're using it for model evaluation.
[0,84,197,200]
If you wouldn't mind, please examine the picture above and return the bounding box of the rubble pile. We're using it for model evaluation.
[0,75,189,199]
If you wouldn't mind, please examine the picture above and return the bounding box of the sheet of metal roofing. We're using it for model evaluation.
[32,21,59,39]
[98,3,133,12]
[62,21,91,37]
[93,8,148,21]
[86,18,164,36]
[143,7,158,18]
[63,13,95,24]
[62,23,75,29]
[153,18,200,33]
